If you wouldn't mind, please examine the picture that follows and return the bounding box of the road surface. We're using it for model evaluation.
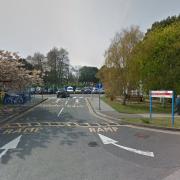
[0,94,180,180]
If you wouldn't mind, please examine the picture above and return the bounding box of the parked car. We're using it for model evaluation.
[75,87,82,94]
[67,86,74,94]
[35,87,42,94]
[30,88,36,94]
[81,87,92,94]
[99,88,105,94]
[57,89,70,98]
[92,87,99,94]
[48,88,53,94]
[43,88,48,94]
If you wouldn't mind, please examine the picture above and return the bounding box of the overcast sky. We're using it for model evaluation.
[0,0,179,67]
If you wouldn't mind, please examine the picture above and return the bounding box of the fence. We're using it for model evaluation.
[3,92,31,105]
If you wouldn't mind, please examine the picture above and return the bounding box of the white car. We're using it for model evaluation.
[66,86,74,93]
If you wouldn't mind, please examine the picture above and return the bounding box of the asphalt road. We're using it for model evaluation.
[0,94,180,180]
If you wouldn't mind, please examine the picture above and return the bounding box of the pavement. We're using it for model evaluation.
[88,95,179,119]
[0,94,180,180]
[0,95,46,124]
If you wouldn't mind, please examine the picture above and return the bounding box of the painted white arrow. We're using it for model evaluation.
[0,135,22,158]
[98,134,154,157]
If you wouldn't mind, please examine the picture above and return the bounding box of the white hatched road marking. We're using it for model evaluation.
[57,107,64,117]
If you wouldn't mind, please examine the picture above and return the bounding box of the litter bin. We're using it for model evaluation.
[175,95,180,115]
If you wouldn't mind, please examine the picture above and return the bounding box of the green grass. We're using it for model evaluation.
[123,117,180,128]
[101,96,172,114]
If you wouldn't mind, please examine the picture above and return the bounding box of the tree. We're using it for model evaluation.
[79,66,99,85]
[0,50,42,91]
[146,15,180,36]
[18,58,34,71]
[130,19,180,94]
[31,52,45,72]
[47,47,70,86]
[99,26,143,104]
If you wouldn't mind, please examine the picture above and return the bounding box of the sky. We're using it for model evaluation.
[0,0,179,68]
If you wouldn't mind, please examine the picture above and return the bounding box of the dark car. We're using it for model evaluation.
[57,89,70,98]
[48,88,53,94]
[81,87,92,94]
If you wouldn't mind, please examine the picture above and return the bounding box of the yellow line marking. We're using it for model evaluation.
[1,121,123,129]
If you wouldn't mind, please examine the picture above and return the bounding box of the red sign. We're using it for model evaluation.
[151,91,173,98]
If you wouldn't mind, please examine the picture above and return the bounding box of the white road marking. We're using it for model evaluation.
[65,100,68,106]
[73,98,79,107]
[57,107,64,117]
[56,99,61,103]
[48,97,56,99]
[98,134,154,157]
[79,97,84,99]
[72,97,77,99]
[0,135,22,158]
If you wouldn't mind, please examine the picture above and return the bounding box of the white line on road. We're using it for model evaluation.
[57,107,64,117]
[0,135,22,158]
[72,97,77,99]
[56,99,61,103]
[65,100,68,106]
[98,134,154,157]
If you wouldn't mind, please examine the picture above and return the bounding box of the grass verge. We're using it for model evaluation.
[101,96,172,114]
[123,117,180,129]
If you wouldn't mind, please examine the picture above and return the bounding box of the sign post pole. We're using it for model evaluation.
[98,83,101,110]
[172,91,174,127]
[150,90,174,126]
[150,91,152,120]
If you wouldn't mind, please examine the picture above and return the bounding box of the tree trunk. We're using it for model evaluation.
[122,94,127,105]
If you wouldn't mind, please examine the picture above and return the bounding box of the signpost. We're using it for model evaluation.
[98,83,101,110]
[149,90,174,127]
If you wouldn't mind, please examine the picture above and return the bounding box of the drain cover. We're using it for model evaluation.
[88,141,98,147]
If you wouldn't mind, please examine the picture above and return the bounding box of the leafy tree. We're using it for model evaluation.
[79,66,99,85]
[146,15,180,36]
[99,26,143,104]
[131,20,180,94]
